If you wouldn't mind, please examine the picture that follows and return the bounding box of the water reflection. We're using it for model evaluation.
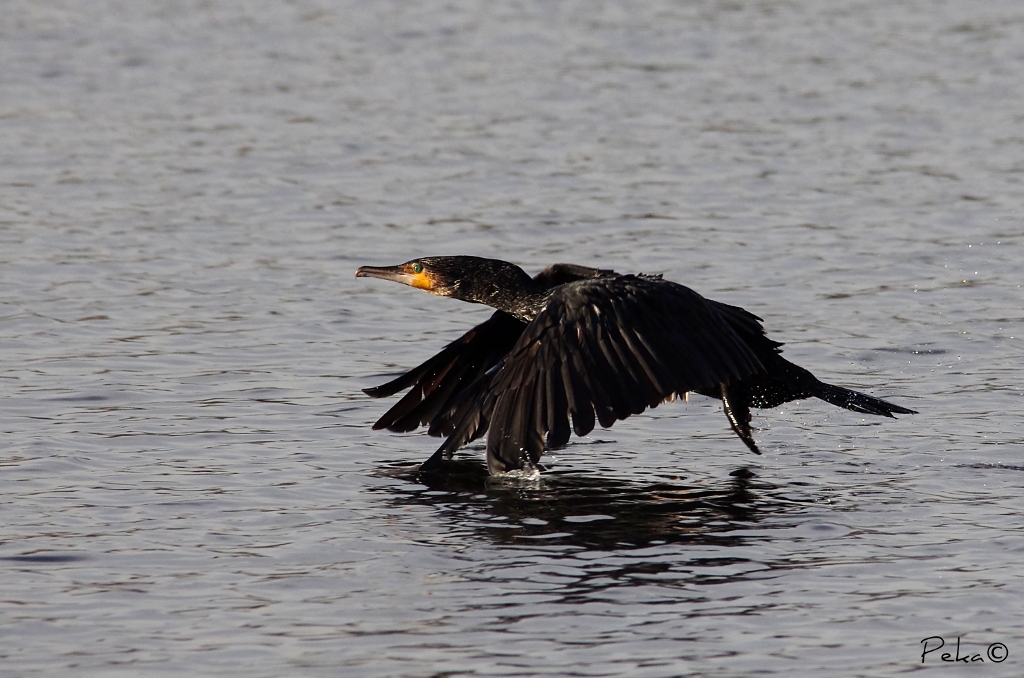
[372,458,804,550]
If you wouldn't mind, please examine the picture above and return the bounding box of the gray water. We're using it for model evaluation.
[2,1,1022,676]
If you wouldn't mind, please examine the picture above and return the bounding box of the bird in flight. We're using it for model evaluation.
[356,256,915,475]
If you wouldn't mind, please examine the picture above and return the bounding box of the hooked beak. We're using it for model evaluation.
[355,264,432,290]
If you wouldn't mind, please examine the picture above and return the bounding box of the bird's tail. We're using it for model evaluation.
[811,382,917,418]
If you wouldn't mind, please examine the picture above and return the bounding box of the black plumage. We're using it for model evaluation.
[356,256,916,475]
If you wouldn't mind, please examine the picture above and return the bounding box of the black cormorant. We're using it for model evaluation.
[355,256,916,475]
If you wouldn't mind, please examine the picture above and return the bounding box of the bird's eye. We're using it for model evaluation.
[411,263,424,274]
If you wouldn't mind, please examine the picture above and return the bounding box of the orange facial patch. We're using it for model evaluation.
[403,265,433,290]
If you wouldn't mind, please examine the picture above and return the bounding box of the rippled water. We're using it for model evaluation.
[2,1,1022,676]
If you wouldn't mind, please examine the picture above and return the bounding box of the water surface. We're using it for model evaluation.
[2,1,1022,676]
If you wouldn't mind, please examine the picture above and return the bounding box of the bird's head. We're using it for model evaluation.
[356,256,538,310]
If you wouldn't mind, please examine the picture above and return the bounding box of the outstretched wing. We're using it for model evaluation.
[362,310,526,433]
[363,263,619,436]
[439,275,771,473]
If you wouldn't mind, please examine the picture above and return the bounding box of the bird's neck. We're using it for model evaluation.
[467,281,551,323]
[499,289,552,323]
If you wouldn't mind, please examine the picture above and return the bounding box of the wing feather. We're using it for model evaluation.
[546,359,571,448]
[564,358,595,437]
[363,310,525,432]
